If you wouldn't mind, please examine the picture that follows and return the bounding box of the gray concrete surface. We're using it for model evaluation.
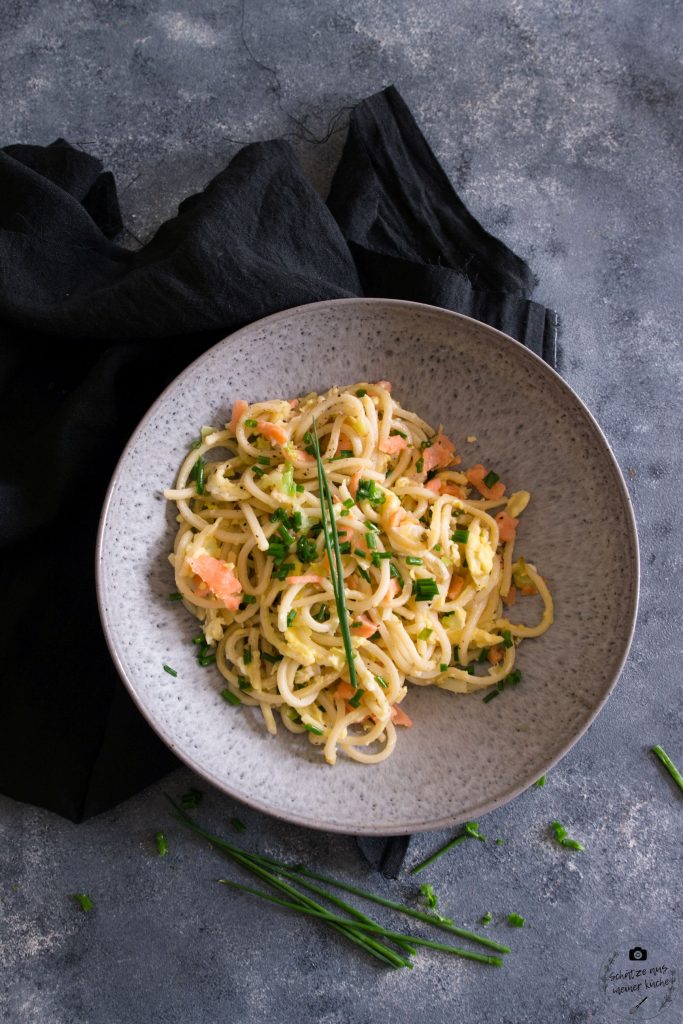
[1,2,681,1022]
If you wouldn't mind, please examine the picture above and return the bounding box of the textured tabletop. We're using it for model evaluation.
[1,2,681,1022]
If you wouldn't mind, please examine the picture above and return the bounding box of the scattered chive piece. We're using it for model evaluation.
[261,651,283,664]
[452,529,469,544]
[348,689,365,708]
[354,547,367,559]
[483,470,500,489]
[199,655,216,667]
[241,594,257,605]
[507,913,525,928]
[411,821,485,874]
[339,542,352,555]
[390,429,407,439]
[286,610,297,627]
[355,389,367,397]
[304,723,324,736]
[312,604,331,623]
[369,630,381,640]
[180,788,202,810]
[252,467,265,479]
[245,418,257,427]
[220,689,241,706]
[405,556,423,566]
[550,821,584,851]
[495,838,504,846]
[295,483,305,493]
[163,664,178,677]
[230,817,247,833]
[417,627,433,641]
[237,676,252,691]
[365,532,377,550]
[534,775,546,788]
[257,455,270,465]
[389,563,405,587]
[651,745,683,793]
[189,436,201,450]
[416,457,424,473]
[365,520,379,532]
[481,912,492,925]
[192,633,205,645]
[419,883,438,910]
[72,893,94,912]
[501,629,513,648]
[278,524,295,545]
[374,675,387,688]
[155,831,169,856]
[343,498,354,508]
[434,543,441,552]
[340,509,350,517]
[357,566,372,583]
[378,551,392,559]
[168,591,183,602]
[296,536,317,563]
[482,690,499,703]
[292,510,302,529]
[412,578,438,602]
[189,455,206,494]
[478,647,489,663]
[243,645,252,665]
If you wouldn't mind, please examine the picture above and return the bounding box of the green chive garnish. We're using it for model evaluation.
[416,458,424,472]
[411,821,486,874]
[374,675,387,688]
[163,664,177,677]
[501,629,513,648]
[192,634,205,645]
[355,389,367,397]
[237,676,252,691]
[168,591,183,602]
[295,483,305,493]
[483,470,500,489]
[357,566,371,583]
[243,645,252,665]
[419,883,438,910]
[413,578,437,602]
[231,817,247,833]
[651,745,683,793]
[220,689,241,706]
[452,529,469,544]
[481,912,492,925]
[257,456,270,465]
[507,913,525,927]
[339,541,352,555]
[155,831,169,856]
[417,627,432,641]
[534,775,546,787]
[311,420,358,690]
[72,893,94,912]
[286,610,297,627]
[261,651,283,664]
[189,455,205,494]
[245,418,257,427]
[348,689,365,708]
[278,524,295,545]
[439,663,448,672]
[550,821,584,851]
[304,723,324,735]
[180,788,202,809]
[312,604,331,623]
[343,498,354,508]
[405,556,423,566]
[241,594,257,605]
[296,536,317,563]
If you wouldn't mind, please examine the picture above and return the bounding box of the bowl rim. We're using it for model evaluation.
[95,297,640,835]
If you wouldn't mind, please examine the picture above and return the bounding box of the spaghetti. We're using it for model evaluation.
[164,381,553,764]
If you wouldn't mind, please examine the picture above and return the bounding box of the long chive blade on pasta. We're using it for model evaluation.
[311,418,358,690]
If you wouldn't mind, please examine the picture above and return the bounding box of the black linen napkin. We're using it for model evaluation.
[0,86,557,870]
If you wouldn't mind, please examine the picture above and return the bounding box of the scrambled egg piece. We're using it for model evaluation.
[465,519,495,589]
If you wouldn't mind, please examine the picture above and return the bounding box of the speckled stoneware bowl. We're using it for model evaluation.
[97,299,639,834]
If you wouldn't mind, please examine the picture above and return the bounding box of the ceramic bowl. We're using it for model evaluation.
[96,299,639,834]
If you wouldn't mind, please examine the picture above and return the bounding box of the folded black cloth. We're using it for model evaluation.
[0,87,557,864]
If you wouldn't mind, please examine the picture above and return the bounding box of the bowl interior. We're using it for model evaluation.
[97,299,638,834]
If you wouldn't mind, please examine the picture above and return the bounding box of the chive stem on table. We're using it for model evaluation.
[411,821,486,875]
[651,745,683,794]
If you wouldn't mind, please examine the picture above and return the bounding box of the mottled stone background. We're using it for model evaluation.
[1,2,681,1022]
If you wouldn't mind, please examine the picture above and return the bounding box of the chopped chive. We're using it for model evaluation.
[371,552,381,567]
[416,458,424,472]
[452,529,469,544]
[534,775,546,788]
[312,604,331,623]
[365,532,377,550]
[340,509,350,517]
[304,723,324,736]
[295,484,305,493]
[261,651,283,664]
[278,524,295,545]
[440,663,448,672]
[245,418,257,427]
[296,536,317,563]
[413,578,437,601]
[343,498,354,508]
[355,389,367,397]
[286,610,297,627]
[192,634,205,645]
[417,627,432,641]
[374,675,387,688]
[420,439,433,450]
[389,563,404,587]
[348,689,365,708]
[189,455,206,495]
[199,655,216,667]
[168,591,183,602]
[483,470,500,489]
[651,745,683,793]
[357,566,371,583]
[252,466,265,479]
[364,519,379,532]
[369,630,381,640]
[163,664,177,677]
[257,455,270,465]
[270,508,286,523]
[237,676,252,691]
[481,912,492,925]
[478,647,489,662]
[220,689,242,706]
[405,556,423,566]
[231,817,247,833]
[243,645,252,665]
[72,893,94,912]
[189,437,202,450]
[241,594,257,605]
[155,831,169,856]
[292,510,302,529]
[339,542,352,555]
[482,690,499,703]
[419,882,438,909]
[275,563,295,580]
[180,788,202,809]
[411,821,486,874]
[390,429,407,439]
[550,821,584,851]
[434,543,441,552]
[507,913,525,927]
[501,629,513,648]
[378,551,392,559]
[352,547,365,559]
